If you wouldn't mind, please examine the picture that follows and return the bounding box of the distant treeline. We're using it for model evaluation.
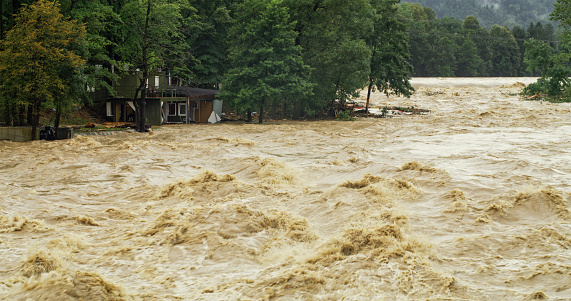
[399,3,559,77]
[404,0,556,29]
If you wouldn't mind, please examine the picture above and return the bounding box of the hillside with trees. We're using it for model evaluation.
[399,2,560,77]
[0,0,570,134]
[405,0,557,29]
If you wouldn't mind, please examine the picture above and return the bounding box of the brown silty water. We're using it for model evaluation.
[1,77,571,300]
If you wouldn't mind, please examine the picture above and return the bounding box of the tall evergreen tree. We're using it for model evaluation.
[456,37,482,77]
[512,25,528,75]
[489,25,520,76]
[220,0,312,123]
[187,0,233,88]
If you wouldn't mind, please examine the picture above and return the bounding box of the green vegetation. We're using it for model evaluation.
[398,3,560,77]
[117,0,192,131]
[220,0,313,124]
[1,0,570,130]
[521,0,571,102]
[366,0,414,113]
[406,0,557,29]
[336,110,355,121]
[0,0,415,127]
[0,0,87,140]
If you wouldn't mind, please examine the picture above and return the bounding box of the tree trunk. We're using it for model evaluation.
[54,103,61,133]
[247,110,252,122]
[330,79,340,117]
[259,97,266,124]
[366,79,373,114]
[14,104,24,126]
[293,99,302,119]
[31,100,40,141]
[138,89,147,132]
[136,0,151,133]
[27,104,33,126]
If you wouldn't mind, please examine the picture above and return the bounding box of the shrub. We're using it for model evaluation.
[336,110,355,121]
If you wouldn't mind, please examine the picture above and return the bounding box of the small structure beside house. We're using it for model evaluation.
[94,72,222,126]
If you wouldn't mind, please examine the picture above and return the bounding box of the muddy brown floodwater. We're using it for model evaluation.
[1,77,571,300]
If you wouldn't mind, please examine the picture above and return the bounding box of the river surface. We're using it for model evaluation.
[1,77,571,300]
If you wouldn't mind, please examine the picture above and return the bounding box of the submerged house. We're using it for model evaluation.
[94,72,222,126]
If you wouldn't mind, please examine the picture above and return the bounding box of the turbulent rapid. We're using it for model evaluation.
[1,77,571,300]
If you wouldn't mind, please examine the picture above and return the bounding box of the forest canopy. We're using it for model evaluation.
[398,2,561,78]
[0,0,416,127]
[0,0,570,132]
[405,0,557,29]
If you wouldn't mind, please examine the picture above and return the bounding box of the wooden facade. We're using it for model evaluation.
[96,72,221,126]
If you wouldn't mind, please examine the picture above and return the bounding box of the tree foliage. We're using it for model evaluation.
[399,2,564,78]
[521,0,571,100]
[187,0,233,88]
[281,0,374,117]
[0,0,87,138]
[220,0,313,123]
[220,0,414,120]
[407,0,557,29]
[367,0,414,105]
[116,0,193,131]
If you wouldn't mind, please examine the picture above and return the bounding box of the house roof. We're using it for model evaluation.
[166,86,219,99]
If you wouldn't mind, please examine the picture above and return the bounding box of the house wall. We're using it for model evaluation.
[197,100,213,123]
[115,75,140,99]
[213,99,223,116]
[165,101,188,124]
[114,72,170,100]
[146,100,163,126]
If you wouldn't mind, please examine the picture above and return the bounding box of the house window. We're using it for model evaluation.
[178,103,187,116]
[168,103,177,116]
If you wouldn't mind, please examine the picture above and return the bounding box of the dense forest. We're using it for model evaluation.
[405,0,557,29]
[399,2,559,77]
[0,0,570,134]
[0,0,415,132]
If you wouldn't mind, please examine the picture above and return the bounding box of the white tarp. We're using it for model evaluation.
[208,111,221,123]
[127,101,136,111]
[161,102,165,123]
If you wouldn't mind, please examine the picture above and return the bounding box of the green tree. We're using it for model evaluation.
[463,16,492,76]
[116,0,193,131]
[463,15,480,31]
[221,0,312,123]
[489,25,520,76]
[187,0,233,88]
[65,0,122,98]
[365,0,414,113]
[0,0,87,139]
[524,38,554,76]
[283,0,373,118]
[522,0,571,99]
[428,36,457,76]
[399,2,432,76]
[512,25,528,75]
[456,37,483,76]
